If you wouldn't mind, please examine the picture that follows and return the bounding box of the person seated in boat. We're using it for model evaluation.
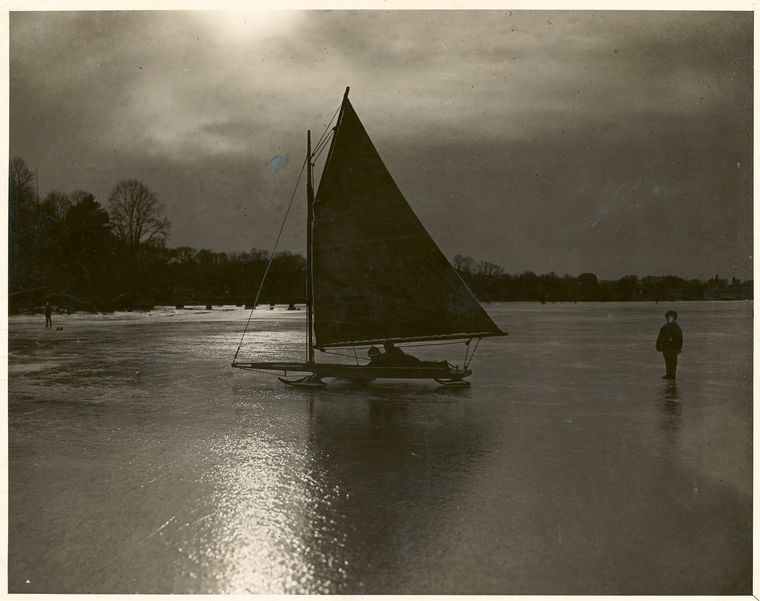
[367,341,421,367]
[383,341,419,364]
[367,346,382,364]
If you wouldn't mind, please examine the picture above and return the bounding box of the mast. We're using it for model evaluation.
[306,130,315,364]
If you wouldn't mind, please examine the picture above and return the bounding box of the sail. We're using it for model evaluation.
[311,96,504,348]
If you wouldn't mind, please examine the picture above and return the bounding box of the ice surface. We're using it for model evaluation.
[8,301,752,593]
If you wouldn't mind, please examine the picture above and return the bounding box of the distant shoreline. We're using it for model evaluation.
[9,297,752,318]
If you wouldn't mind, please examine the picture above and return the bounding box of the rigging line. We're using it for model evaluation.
[238,367,296,377]
[312,131,334,162]
[308,110,339,170]
[312,144,329,165]
[312,128,333,156]
[313,103,341,149]
[234,98,339,364]
[312,145,329,165]
[464,338,481,369]
[320,348,360,360]
[311,138,331,162]
[233,154,309,363]
[313,143,333,163]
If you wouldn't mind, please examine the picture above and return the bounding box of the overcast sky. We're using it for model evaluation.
[9,10,752,279]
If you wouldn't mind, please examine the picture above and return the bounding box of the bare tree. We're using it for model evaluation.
[9,156,36,204]
[107,179,170,249]
[171,246,197,264]
[452,254,474,273]
[41,191,71,220]
[476,261,504,276]
[70,190,96,206]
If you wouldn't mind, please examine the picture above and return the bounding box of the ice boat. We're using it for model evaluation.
[232,88,506,387]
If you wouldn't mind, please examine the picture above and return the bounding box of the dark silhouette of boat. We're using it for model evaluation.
[232,88,506,387]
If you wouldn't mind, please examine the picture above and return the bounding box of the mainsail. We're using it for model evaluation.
[312,96,504,349]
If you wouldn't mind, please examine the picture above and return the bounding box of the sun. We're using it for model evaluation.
[201,10,301,41]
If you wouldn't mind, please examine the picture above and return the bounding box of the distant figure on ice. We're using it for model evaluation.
[44,301,53,328]
[656,310,683,380]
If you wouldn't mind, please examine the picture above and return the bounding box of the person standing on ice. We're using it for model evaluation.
[44,301,53,329]
[656,310,683,380]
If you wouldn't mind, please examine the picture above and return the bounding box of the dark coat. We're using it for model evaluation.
[656,322,683,353]
[369,347,420,367]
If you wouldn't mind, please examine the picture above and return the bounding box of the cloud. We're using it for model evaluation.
[9,10,753,279]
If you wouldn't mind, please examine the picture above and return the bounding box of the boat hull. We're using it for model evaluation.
[232,361,471,380]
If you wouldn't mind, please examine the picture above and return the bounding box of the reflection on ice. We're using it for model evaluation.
[8,301,752,594]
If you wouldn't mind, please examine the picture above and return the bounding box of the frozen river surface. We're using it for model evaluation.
[8,301,752,594]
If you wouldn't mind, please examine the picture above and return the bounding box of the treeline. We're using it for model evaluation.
[453,256,751,303]
[8,156,303,313]
[9,156,751,313]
